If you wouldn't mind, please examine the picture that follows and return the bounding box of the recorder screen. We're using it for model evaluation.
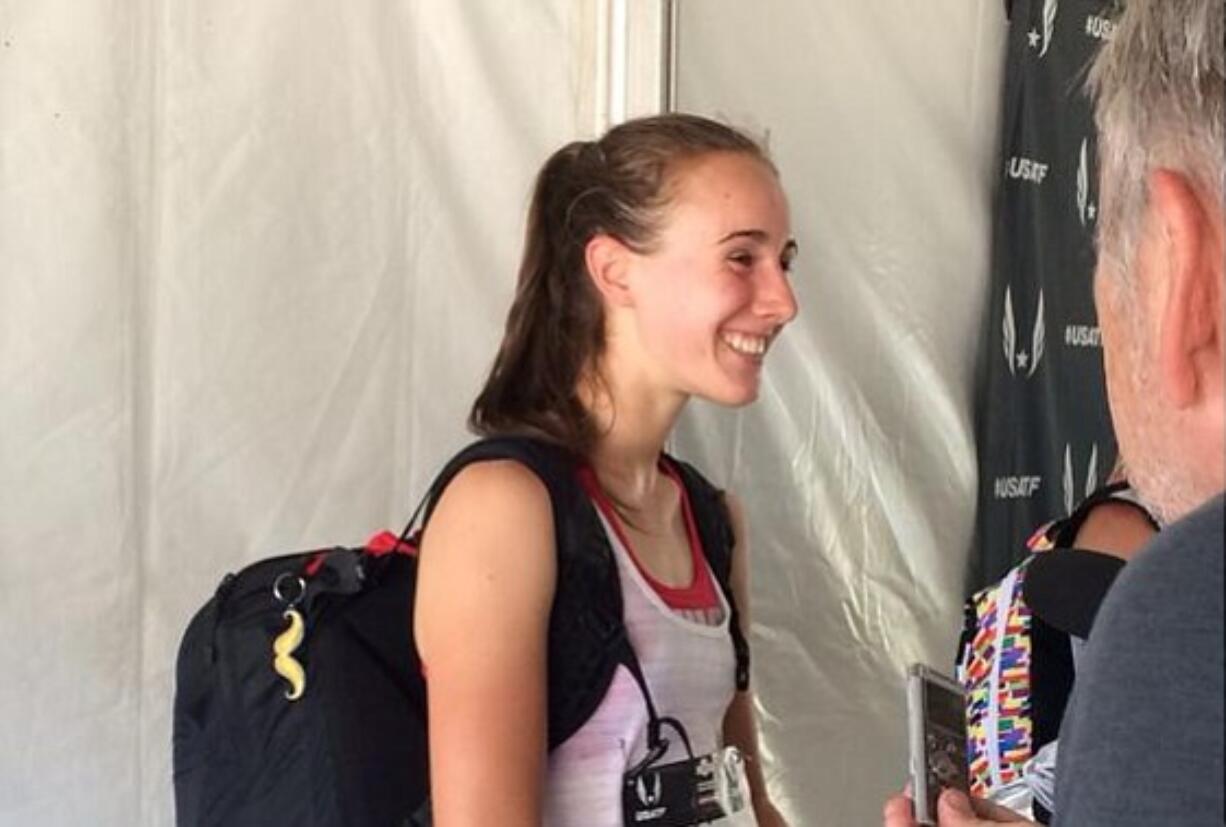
[923,680,969,797]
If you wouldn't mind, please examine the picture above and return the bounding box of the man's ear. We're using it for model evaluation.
[585,233,635,308]
[1149,169,1224,410]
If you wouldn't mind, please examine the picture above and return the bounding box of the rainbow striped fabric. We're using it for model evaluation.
[958,520,1055,796]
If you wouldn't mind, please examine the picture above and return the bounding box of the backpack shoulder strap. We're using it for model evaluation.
[420,436,581,529]
[1048,480,1159,548]
[662,455,751,691]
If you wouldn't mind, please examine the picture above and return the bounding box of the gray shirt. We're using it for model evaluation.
[1053,493,1224,826]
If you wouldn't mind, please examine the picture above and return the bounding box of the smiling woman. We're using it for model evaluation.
[415,113,796,827]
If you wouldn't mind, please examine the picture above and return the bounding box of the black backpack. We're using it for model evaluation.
[172,436,749,827]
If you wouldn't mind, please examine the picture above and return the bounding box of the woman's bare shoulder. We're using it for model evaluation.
[415,459,557,665]
[424,459,555,541]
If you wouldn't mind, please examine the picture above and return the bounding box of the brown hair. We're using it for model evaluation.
[469,113,771,455]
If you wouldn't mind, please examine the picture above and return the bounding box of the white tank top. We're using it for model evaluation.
[542,499,738,826]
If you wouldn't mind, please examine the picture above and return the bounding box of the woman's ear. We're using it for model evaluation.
[584,233,635,308]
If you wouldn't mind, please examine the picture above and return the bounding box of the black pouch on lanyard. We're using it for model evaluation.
[618,641,753,826]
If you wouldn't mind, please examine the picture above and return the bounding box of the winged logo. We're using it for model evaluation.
[1085,443,1099,497]
[1003,286,1046,377]
[1029,290,1045,378]
[1077,138,1089,226]
[636,773,663,807]
[1063,445,1075,515]
[1041,0,1059,57]
[1064,443,1103,514]
[1064,443,1101,515]
[1003,286,1017,376]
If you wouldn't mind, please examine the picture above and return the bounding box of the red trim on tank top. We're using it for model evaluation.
[578,461,719,611]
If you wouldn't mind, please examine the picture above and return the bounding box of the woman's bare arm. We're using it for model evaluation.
[414,460,556,827]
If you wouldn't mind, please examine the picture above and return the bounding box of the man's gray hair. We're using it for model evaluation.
[1088,0,1224,284]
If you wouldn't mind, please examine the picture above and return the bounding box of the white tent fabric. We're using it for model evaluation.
[669,3,1006,823]
[0,2,1005,825]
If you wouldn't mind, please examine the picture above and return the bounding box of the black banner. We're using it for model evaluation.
[972,0,1120,589]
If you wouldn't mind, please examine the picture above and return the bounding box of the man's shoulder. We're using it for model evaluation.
[1104,492,1224,616]
[1086,493,1223,671]
[1053,494,1225,826]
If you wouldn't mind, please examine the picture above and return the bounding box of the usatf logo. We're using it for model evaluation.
[1063,443,1100,515]
[1085,14,1115,41]
[1027,0,1059,55]
[1076,138,1098,225]
[1064,325,1101,347]
[1006,156,1049,184]
[635,773,662,808]
[1003,286,1046,377]
[995,475,1042,499]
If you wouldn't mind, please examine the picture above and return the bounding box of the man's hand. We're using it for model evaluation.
[883,789,1038,826]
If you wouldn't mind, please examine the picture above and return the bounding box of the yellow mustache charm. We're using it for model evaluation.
[273,608,307,701]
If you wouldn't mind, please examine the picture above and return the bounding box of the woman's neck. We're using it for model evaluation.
[580,367,687,509]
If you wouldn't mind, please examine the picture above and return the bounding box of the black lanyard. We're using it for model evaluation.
[618,636,740,826]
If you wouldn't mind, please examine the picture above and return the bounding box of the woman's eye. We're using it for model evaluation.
[780,241,799,273]
[728,252,755,269]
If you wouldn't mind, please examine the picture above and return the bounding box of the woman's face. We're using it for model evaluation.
[621,151,798,406]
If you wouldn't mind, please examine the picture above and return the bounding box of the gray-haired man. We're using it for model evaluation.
[885,0,1225,824]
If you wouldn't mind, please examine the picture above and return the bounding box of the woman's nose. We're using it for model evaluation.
[756,264,798,325]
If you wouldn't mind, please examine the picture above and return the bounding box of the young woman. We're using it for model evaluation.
[414,114,798,826]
